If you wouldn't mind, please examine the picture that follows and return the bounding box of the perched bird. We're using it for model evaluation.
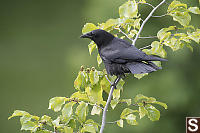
[80,29,167,84]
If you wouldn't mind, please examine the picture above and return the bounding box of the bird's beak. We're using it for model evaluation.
[80,32,92,39]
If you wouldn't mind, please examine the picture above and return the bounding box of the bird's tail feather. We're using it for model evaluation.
[126,61,161,74]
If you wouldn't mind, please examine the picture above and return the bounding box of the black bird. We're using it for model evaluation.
[80,29,167,86]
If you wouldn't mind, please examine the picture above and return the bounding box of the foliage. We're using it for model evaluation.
[9,0,200,132]
[9,66,167,132]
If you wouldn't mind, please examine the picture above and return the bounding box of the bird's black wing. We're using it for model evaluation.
[100,38,166,64]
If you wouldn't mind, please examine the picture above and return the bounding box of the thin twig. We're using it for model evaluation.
[105,75,112,85]
[132,0,166,46]
[106,121,118,124]
[138,36,157,39]
[139,44,151,50]
[152,14,167,17]
[100,77,121,133]
[137,2,155,8]
[115,27,134,42]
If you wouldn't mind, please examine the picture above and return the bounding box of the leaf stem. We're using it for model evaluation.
[132,0,166,46]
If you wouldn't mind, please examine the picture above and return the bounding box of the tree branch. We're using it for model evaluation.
[139,44,151,50]
[138,36,157,39]
[137,2,155,8]
[115,27,134,42]
[132,0,166,46]
[100,77,121,133]
[152,14,167,17]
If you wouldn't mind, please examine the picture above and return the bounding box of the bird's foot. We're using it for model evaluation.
[110,83,117,89]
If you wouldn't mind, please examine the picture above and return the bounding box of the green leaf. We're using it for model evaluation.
[168,1,187,12]
[120,99,132,106]
[110,99,120,109]
[188,7,200,14]
[100,76,110,94]
[88,41,97,55]
[82,23,98,34]
[113,89,120,99]
[89,69,99,86]
[117,119,123,128]
[97,54,102,66]
[68,119,76,129]
[81,119,99,133]
[85,85,103,104]
[145,104,160,121]
[103,18,119,30]
[188,29,200,43]
[75,102,88,123]
[120,108,138,119]
[74,71,88,90]
[116,78,125,91]
[52,116,60,127]
[21,120,38,131]
[139,106,148,119]
[134,73,148,79]
[143,41,167,58]
[70,91,89,101]
[166,37,184,51]
[152,101,168,109]
[171,12,191,26]
[91,105,101,115]
[134,94,149,103]
[125,114,138,125]
[62,102,76,124]
[8,110,30,120]
[64,126,73,133]
[40,115,52,126]
[157,26,175,42]
[81,124,96,133]
[48,97,66,112]
[119,0,138,18]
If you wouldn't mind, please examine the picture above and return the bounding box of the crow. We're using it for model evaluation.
[80,29,167,87]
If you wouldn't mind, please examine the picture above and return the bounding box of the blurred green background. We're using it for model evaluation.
[1,0,200,132]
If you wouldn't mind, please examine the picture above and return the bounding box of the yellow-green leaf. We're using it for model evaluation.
[62,102,76,123]
[89,69,99,86]
[74,71,88,90]
[82,23,98,34]
[119,0,138,18]
[139,106,148,119]
[153,101,168,109]
[88,41,96,55]
[134,73,148,79]
[110,99,120,109]
[120,99,132,106]
[188,7,200,14]
[8,110,30,120]
[75,102,88,123]
[117,119,123,128]
[145,104,160,121]
[70,91,89,101]
[120,108,138,119]
[91,105,101,115]
[64,126,73,133]
[97,54,102,66]
[134,94,149,103]
[48,97,66,112]
[85,85,103,104]
[125,114,138,125]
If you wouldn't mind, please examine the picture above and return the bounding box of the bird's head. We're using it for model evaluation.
[80,29,114,48]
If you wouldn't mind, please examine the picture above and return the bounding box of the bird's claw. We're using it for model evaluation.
[110,83,117,89]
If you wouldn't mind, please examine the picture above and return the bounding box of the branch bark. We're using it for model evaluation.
[100,77,121,133]
[132,0,166,46]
